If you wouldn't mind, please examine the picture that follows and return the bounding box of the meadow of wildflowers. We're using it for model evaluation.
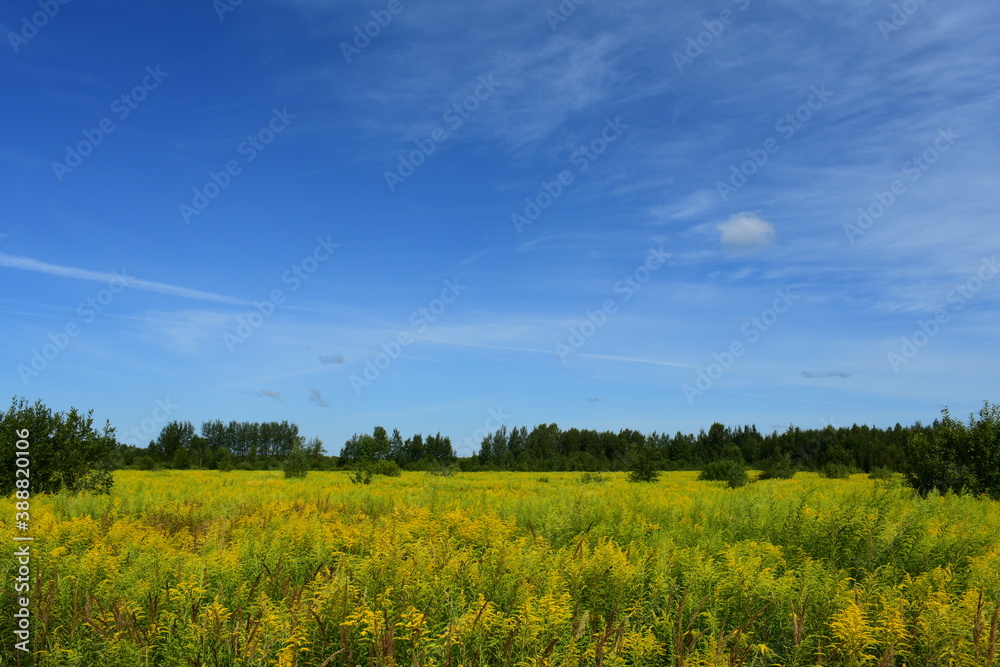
[3,470,999,666]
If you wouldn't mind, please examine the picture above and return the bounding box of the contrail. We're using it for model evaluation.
[0,252,249,305]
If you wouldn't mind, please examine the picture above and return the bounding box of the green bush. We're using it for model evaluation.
[350,464,373,485]
[578,472,607,484]
[868,466,895,480]
[371,459,401,477]
[820,462,854,479]
[757,454,795,480]
[283,446,310,479]
[698,459,748,488]
[626,446,660,483]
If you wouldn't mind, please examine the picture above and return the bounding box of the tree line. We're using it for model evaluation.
[118,419,323,470]
[471,421,911,473]
[2,396,998,499]
[339,426,456,467]
[117,422,457,472]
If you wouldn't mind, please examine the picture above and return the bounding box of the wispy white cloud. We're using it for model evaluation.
[133,310,233,355]
[421,336,699,370]
[459,248,492,265]
[0,253,248,305]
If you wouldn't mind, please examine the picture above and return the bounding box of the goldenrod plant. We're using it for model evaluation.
[2,470,999,665]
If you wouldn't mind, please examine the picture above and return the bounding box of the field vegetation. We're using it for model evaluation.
[4,469,1000,666]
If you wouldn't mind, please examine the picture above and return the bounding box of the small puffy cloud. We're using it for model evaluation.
[310,387,330,407]
[717,212,775,253]
[256,390,282,400]
[802,371,852,379]
[319,354,344,364]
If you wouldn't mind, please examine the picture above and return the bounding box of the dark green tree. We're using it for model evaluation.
[626,445,660,483]
[1,397,116,494]
[424,432,456,464]
[305,437,325,469]
[966,402,1000,497]
[371,426,391,460]
[905,403,1000,498]
[154,421,195,462]
[402,433,425,465]
[283,444,309,479]
[389,428,404,461]
[340,433,377,464]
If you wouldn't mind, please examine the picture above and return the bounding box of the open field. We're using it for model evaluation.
[4,470,1000,666]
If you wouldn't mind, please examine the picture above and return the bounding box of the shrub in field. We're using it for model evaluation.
[868,466,895,480]
[283,445,310,479]
[425,464,458,476]
[578,472,607,484]
[626,446,660,483]
[698,458,748,488]
[350,461,374,484]
[820,461,855,479]
[0,396,116,495]
[136,455,157,471]
[537,476,550,483]
[371,459,401,477]
[757,453,795,480]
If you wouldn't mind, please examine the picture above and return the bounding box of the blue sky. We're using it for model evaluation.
[2,0,998,455]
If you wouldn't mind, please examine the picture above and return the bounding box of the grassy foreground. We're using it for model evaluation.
[3,470,1000,666]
